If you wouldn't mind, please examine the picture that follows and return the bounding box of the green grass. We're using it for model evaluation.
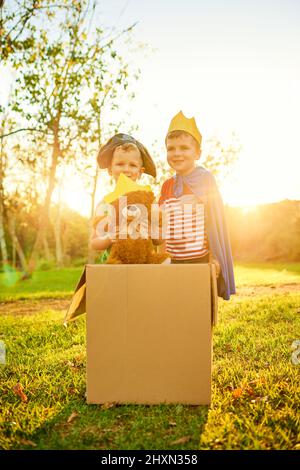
[0,267,83,301]
[0,312,208,450]
[0,263,299,302]
[234,262,300,287]
[0,263,299,449]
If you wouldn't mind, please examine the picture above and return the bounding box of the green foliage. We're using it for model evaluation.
[50,206,89,261]
[36,259,57,271]
[3,0,139,153]
[1,0,140,272]
[1,202,89,269]
[202,133,241,184]
[227,200,300,262]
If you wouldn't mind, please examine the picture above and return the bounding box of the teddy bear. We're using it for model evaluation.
[93,189,169,265]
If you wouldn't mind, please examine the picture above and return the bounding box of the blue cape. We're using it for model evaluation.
[174,166,236,300]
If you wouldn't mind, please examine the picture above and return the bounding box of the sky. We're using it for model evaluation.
[1,0,300,214]
[96,0,300,208]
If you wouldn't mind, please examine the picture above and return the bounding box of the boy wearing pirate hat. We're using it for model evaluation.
[64,134,160,324]
[90,133,157,254]
[159,111,235,301]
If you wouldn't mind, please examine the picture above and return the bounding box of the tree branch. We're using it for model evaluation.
[0,128,49,139]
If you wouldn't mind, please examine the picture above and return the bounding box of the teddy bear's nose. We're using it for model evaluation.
[127,205,138,213]
[122,205,141,218]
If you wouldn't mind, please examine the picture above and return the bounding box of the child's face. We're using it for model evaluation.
[166,133,200,176]
[109,147,145,182]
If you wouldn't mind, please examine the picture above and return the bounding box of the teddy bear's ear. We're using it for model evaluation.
[93,215,107,230]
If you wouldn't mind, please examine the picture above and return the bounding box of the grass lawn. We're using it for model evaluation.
[1,262,299,302]
[234,262,300,287]
[0,267,83,301]
[0,263,299,450]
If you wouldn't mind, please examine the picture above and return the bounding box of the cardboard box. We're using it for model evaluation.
[86,264,218,405]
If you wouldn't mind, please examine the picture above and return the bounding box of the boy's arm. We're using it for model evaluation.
[89,228,113,251]
[89,200,115,251]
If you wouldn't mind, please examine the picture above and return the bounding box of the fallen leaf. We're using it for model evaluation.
[224,382,234,391]
[251,396,268,404]
[66,361,75,367]
[245,387,255,397]
[12,383,28,402]
[170,435,191,445]
[19,439,37,447]
[168,421,177,427]
[74,354,85,363]
[66,361,80,372]
[67,411,79,423]
[232,387,243,399]
[101,401,116,410]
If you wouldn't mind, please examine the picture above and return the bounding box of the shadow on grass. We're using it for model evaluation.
[15,397,209,450]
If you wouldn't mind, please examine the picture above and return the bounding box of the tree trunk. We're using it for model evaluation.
[9,215,16,268]
[90,165,99,222]
[12,231,16,268]
[88,165,99,263]
[0,126,8,265]
[28,127,60,273]
[54,204,63,268]
[43,235,52,261]
[88,114,101,265]
[7,216,29,274]
[0,200,8,265]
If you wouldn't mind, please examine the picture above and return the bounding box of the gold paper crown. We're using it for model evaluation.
[104,173,152,204]
[167,111,202,146]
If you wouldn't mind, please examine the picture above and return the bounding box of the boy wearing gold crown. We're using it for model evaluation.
[159,112,235,300]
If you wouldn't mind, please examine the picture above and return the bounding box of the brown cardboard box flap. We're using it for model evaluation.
[63,267,86,325]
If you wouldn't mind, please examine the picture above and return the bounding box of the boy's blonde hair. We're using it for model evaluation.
[115,142,140,154]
